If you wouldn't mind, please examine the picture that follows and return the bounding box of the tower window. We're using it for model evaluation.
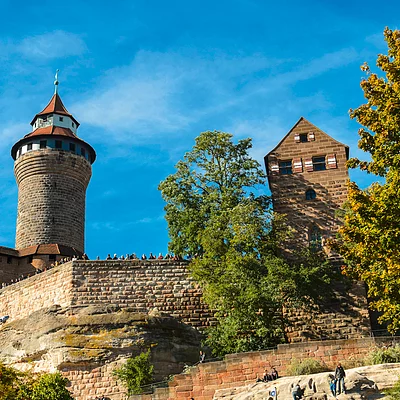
[18,148,22,157]
[59,117,64,122]
[279,160,292,175]
[299,133,308,142]
[69,143,76,152]
[81,148,86,157]
[49,254,56,261]
[306,189,317,200]
[40,140,47,149]
[55,140,62,149]
[72,122,75,128]
[7,256,12,264]
[312,156,326,171]
[309,226,322,252]
[27,143,33,151]
[42,116,47,122]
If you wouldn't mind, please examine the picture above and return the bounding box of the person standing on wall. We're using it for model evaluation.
[335,362,346,395]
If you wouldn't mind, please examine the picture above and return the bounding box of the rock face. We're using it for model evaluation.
[0,304,203,399]
[213,363,400,400]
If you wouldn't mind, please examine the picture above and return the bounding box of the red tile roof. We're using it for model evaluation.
[25,126,76,139]
[30,93,80,127]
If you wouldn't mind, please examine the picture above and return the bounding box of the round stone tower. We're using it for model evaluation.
[11,81,96,257]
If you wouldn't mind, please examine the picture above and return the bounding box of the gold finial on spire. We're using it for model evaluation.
[54,69,59,94]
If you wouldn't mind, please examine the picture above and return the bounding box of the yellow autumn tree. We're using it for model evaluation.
[335,27,400,332]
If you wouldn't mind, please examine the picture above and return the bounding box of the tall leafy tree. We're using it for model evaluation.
[159,130,333,355]
[334,28,400,332]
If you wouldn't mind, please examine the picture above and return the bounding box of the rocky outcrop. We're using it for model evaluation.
[213,363,400,399]
[0,304,203,399]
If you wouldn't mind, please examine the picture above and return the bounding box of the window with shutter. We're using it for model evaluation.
[294,134,300,143]
[304,158,313,172]
[269,162,279,175]
[308,132,315,141]
[293,158,303,173]
[327,154,337,169]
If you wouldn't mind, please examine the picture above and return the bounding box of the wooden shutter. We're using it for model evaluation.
[308,131,315,141]
[304,158,313,172]
[294,133,300,143]
[327,154,337,169]
[293,158,303,173]
[269,162,279,175]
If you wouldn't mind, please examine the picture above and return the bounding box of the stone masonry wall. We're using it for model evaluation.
[69,260,212,328]
[0,260,212,328]
[14,149,92,252]
[135,337,397,400]
[0,263,73,319]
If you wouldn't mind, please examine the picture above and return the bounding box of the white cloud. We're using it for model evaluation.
[73,47,360,147]
[17,30,86,59]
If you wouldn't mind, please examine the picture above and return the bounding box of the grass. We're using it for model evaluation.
[287,358,330,376]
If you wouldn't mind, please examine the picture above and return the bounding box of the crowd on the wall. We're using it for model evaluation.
[0,252,187,290]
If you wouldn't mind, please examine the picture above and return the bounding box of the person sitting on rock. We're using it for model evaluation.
[270,367,279,380]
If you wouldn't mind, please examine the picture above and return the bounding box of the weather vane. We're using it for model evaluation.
[54,69,59,94]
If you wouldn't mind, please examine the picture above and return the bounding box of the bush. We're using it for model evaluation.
[114,349,154,395]
[365,345,400,365]
[31,373,74,400]
[287,358,330,376]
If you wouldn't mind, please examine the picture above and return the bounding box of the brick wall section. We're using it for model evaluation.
[0,260,212,328]
[0,263,73,319]
[140,337,393,400]
[69,260,212,328]
[14,149,92,252]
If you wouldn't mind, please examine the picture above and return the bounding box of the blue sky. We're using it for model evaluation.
[0,0,397,258]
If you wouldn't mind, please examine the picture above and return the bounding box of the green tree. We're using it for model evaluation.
[31,373,73,400]
[114,350,154,395]
[159,130,334,356]
[334,28,400,332]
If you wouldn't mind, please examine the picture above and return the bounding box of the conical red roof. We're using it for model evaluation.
[30,93,80,127]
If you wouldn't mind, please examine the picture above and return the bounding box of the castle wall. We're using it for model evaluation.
[0,263,74,319]
[14,149,92,252]
[135,337,397,400]
[0,260,212,328]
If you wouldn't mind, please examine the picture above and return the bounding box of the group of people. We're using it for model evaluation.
[256,367,279,382]
[292,363,346,400]
[104,253,183,261]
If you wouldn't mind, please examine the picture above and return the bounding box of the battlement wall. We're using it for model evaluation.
[0,260,212,328]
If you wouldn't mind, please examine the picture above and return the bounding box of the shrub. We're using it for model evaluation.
[114,349,154,395]
[365,345,400,365]
[287,358,330,376]
[31,373,74,400]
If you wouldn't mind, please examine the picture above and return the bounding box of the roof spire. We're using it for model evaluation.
[54,69,59,94]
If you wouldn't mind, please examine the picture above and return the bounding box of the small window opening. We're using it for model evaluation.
[312,156,326,171]
[69,143,76,152]
[59,116,64,122]
[309,226,322,252]
[49,254,56,261]
[7,256,12,264]
[72,122,75,128]
[40,140,47,149]
[279,160,292,175]
[18,148,22,157]
[42,116,47,122]
[55,140,62,149]
[28,255,33,263]
[306,189,317,200]
[81,148,86,157]
[299,133,308,142]
[27,143,33,151]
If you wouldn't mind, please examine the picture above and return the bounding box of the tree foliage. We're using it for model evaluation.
[334,28,400,332]
[0,364,72,400]
[159,130,334,356]
[113,350,154,395]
